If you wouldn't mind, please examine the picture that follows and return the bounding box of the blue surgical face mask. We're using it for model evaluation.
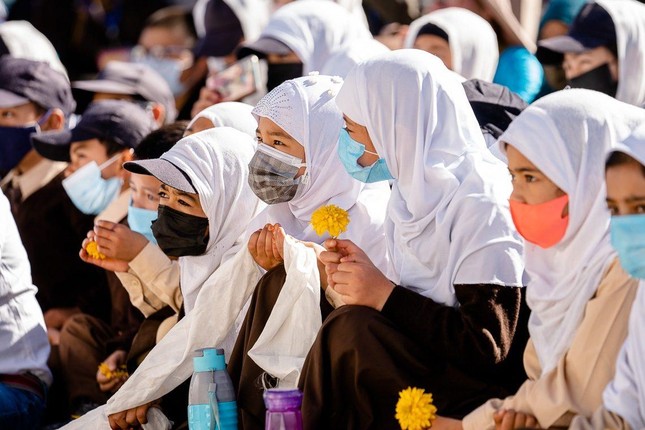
[0,110,51,176]
[337,128,393,183]
[127,203,158,245]
[610,214,645,279]
[134,55,186,96]
[62,154,123,215]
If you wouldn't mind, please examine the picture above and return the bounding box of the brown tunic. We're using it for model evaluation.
[298,283,530,429]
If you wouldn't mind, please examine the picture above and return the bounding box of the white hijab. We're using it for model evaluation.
[404,8,499,81]
[248,74,391,272]
[595,0,645,107]
[162,128,264,312]
[603,125,645,429]
[193,0,269,42]
[255,1,373,75]
[498,89,645,374]
[336,50,524,306]
[187,102,257,138]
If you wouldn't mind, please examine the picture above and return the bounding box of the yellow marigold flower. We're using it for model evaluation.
[98,362,129,379]
[86,241,106,260]
[395,387,437,430]
[310,204,350,238]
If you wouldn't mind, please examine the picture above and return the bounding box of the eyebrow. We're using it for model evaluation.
[267,130,294,140]
[508,167,541,173]
[160,183,199,202]
[625,196,645,203]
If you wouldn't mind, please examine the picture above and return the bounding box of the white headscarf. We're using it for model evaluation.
[248,74,391,272]
[603,124,645,429]
[498,89,645,374]
[161,128,264,312]
[193,0,269,42]
[404,8,499,81]
[595,0,645,107]
[336,49,524,306]
[187,102,257,138]
[255,1,373,75]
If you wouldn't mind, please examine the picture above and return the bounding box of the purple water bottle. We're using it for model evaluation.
[263,389,303,430]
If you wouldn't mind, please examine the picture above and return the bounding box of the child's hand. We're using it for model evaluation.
[494,410,540,430]
[93,220,149,262]
[80,236,129,273]
[97,349,128,393]
[248,224,283,270]
[326,240,395,311]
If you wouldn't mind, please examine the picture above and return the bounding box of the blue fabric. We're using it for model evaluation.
[0,382,46,429]
[540,0,588,29]
[493,47,545,103]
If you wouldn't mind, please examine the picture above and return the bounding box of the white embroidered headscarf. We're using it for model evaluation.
[336,49,524,306]
[187,102,257,138]
[253,1,373,75]
[156,128,264,312]
[404,8,499,81]
[603,124,645,428]
[248,74,391,272]
[498,89,645,374]
[595,0,645,107]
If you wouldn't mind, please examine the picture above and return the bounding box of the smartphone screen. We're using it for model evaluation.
[206,55,262,102]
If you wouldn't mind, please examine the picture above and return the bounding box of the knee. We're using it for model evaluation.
[320,305,384,344]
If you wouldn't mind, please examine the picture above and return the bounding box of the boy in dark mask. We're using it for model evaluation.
[537,0,645,107]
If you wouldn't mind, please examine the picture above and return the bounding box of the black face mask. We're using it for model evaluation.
[266,62,303,92]
[567,63,618,98]
[151,205,210,257]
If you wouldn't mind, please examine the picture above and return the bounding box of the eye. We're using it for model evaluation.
[255,135,262,143]
[608,205,618,216]
[158,190,168,199]
[508,171,516,182]
[524,175,537,183]
[272,140,284,146]
[178,198,191,207]
[0,111,14,118]
[146,192,158,202]
[636,205,645,214]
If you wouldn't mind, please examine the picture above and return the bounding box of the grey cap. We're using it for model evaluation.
[123,157,196,194]
[72,61,177,123]
[32,100,156,162]
[0,56,75,115]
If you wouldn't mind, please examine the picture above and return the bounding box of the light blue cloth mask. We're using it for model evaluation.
[610,214,645,279]
[337,128,393,183]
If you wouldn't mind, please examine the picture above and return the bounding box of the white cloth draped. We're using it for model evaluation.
[187,102,257,138]
[336,49,524,306]
[498,89,645,374]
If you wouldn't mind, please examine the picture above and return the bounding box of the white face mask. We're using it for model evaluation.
[62,154,123,215]
[135,55,187,96]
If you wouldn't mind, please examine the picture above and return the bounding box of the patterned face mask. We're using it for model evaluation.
[248,143,307,204]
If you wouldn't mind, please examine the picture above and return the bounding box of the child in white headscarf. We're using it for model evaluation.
[229,74,391,428]
[404,7,499,81]
[237,1,388,90]
[567,125,645,430]
[460,90,645,430]
[299,49,527,428]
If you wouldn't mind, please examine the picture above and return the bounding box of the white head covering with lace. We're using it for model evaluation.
[187,102,257,138]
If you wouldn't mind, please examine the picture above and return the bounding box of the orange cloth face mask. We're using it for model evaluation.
[510,194,569,248]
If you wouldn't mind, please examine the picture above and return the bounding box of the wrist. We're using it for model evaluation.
[375,280,396,311]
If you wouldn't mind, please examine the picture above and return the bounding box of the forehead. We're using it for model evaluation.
[139,26,189,47]
[130,172,162,188]
[70,138,105,152]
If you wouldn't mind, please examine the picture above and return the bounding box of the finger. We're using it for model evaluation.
[336,261,363,274]
[264,225,274,259]
[94,225,115,241]
[494,410,507,425]
[247,230,260,252]
[96,220,118,231]
[514,413,527,429]
[500,410,516,430]
[525,416,538,428]
[125,408,139,426]
[319,250,343,265]
[136,404,149,424]
[256,225,270,259]
[335,240,369,262]
[323,239,337,250]
[324,262,339,276]
[273,225,286,258]
[110,412,129,430]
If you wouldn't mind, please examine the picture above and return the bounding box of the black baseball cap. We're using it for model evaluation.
[32,100,156,162]
[124,156,196,194]
[194,0,244,58]
[537,3,617,65]
[236,37,291,60]
[72,61,177,123]
[0,56,76,115]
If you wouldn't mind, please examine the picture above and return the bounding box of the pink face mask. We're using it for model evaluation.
[510,194,570,248]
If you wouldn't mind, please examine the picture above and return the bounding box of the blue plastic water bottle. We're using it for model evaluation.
[188,348,238,430]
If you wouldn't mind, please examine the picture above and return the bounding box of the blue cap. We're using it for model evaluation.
[32,100,156,162]
[537,3,617,65]
[192,348,226,372]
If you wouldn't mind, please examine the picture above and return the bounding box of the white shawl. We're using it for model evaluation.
[336,49,524,306]
[498,89,645,374]
[595,0,645,107]
[187,102,257,138]
[603,124,645,429]
[248,74,391,273]
[193,0,269,42]
[404,8,499,81]
[163,128,264,312]
[254,1,373,75]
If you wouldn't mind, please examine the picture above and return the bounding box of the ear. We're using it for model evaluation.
[117,149,134,179]
[42,108,66,131]
[151,103,165,126]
